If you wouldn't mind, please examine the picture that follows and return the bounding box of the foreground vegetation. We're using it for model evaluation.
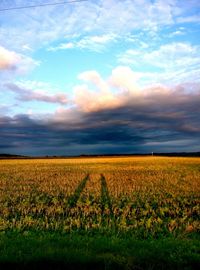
[0,156,199,269]
[1,231,199,269]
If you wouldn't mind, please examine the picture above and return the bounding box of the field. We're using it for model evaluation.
[0,156,199,269]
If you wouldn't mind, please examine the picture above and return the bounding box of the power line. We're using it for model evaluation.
[0,0,89,12]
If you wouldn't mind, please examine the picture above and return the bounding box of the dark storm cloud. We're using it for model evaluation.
[0,84,200,155]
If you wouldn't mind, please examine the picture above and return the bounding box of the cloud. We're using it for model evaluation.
[2,0,199,52]
[72,67,174,113]
[5,82,68,105]
[118,42,200,84]
[47,42,74,51]
[143,42,199,69]
[118,42,199,68]
[0,46,21,70]
[47,34,118,52]
[1,66,200,155]
[168,30,185,37]
[110,66,141,95]
[1,79,200,155]
[177,14,200,24]
[0,45,39,74]
[74,70,121,112]
[72,67,149,112]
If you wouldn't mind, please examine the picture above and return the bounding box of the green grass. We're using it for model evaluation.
[0,231,199,269]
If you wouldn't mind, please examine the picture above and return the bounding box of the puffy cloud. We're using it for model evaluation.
[78,70,105,85]
[73,84,121,112]
[0,46,21,70]
[0,45,39,74]
[73,67,172,112]
[74,70,120,112]
[73,67,145,112]
[110,66,141,95]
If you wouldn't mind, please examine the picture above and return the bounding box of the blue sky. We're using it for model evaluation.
[0,0,200,155]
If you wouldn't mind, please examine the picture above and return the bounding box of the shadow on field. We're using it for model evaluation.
[67,174,89,207]
[100,174,113,216]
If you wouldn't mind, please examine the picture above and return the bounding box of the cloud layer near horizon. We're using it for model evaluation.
[1,66,200,155]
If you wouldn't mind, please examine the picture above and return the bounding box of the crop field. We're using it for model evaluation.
[0,156,200,269]
[0,156,199,236]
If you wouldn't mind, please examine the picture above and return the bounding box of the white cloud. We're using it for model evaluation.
[72,66,174,112]
[93,0,174,33]
[47,34,117,52]
[78,70,108,90]
[48,42,74,51]
[75,34,117,52]
[142,43,198,69]
[177,14,200,24]
[109,66,141,95]
[74,69,121,112]
[0,45,39,74]
[2,0,196,52]
[119,42,199,67]
[168,30,185,37]
[73,84,121,112]
[0,46,21,70]
[22,44,33,52]
[118,42,200,84]
[69,65,200,115]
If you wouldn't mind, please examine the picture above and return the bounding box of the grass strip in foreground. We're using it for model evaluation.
[0,231,199,269]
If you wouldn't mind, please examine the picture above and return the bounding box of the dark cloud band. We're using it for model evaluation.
[1,84,200,155]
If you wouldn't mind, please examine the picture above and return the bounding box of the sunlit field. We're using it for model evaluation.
[0,156,199,269]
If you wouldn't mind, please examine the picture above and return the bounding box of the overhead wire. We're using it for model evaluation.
[0,0,89,12]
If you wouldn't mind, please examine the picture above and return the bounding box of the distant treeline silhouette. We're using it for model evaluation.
[0,152,200,159]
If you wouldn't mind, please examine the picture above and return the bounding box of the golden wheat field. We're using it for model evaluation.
[0,156,199,238]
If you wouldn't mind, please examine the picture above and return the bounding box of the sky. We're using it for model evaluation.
[0,0,200,156]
